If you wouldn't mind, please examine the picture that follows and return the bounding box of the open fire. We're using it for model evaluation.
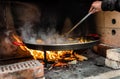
[11,33,88,66]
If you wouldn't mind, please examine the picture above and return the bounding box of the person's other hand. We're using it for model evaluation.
[89,1,102,14]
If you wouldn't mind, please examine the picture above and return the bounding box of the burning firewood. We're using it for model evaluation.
[74,52,88,61]
[48,62,68,70]
[63,57,76,61]
[11,33,88,67]
[52,62,68,67]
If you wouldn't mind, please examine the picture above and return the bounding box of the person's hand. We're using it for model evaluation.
[89,1,102,14]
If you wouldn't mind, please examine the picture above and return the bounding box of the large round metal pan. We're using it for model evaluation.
[25,40,99,51]
[24,38,99,51]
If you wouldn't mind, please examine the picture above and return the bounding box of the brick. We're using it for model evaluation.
[105,58,120,69]
[0,60,44,79]
[93,43,113,57]
[106,48,120,61]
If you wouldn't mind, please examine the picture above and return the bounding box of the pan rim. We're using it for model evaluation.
[24,40,99,46]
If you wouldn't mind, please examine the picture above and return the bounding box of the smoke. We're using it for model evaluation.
[20,21,69,44]
[20,22,37,44]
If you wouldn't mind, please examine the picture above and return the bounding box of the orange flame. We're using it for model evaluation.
[12,34,88,63]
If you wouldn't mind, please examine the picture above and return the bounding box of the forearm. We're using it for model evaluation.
[102,0,120,11]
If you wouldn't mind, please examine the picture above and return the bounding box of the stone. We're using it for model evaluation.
[105,58,120,69]
[106,48,120,61]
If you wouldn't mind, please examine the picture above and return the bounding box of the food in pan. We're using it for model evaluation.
[36,39,44,44]
[36,36,93,45]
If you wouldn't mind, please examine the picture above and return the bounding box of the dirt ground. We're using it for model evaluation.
[44,49,120,79]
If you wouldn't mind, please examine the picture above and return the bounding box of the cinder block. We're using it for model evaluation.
[95,11,120,47]
[95,11,120,28]
[104,11,120,28]
[0,60,44,79]
[98,28,120,47]
[106,48,120,61]
[105,58,120,69]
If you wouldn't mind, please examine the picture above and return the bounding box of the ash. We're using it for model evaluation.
[44,49,119,79]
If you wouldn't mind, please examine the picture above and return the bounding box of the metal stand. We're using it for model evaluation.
[44,50,47,67]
